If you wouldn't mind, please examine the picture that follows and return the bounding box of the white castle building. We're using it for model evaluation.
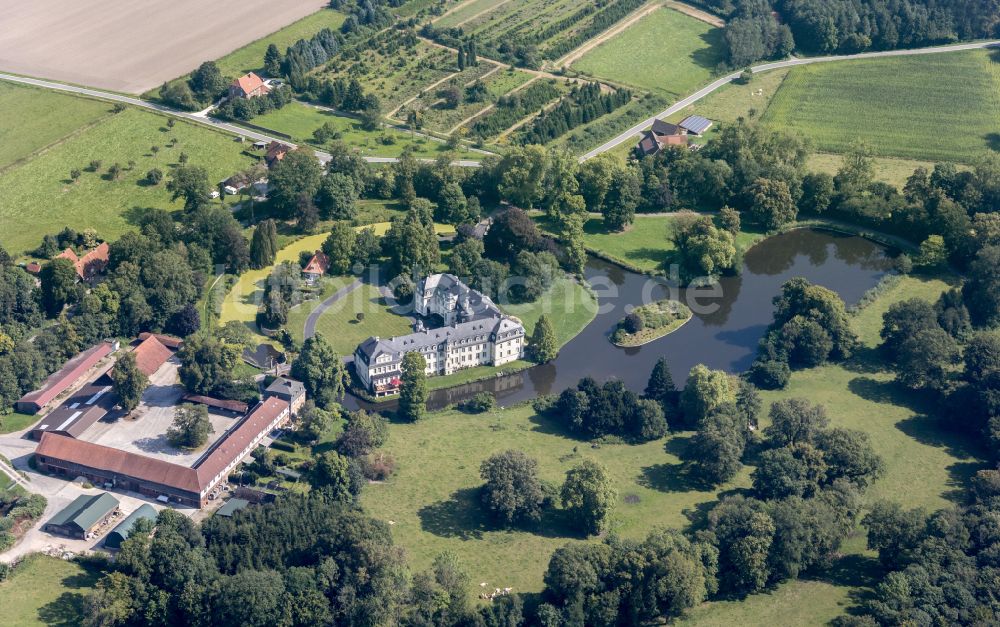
[354,274,526,396]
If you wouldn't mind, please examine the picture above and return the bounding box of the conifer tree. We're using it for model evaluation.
[529,315,558,363]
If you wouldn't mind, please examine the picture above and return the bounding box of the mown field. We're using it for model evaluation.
[0,89,254,256]
[243,101,480,158]
[289,282,415,353]
[571,7,726,99]
[0,554,104,626]
[761,49,1000,163]
[0,82,111,171]
[361,270,983,618]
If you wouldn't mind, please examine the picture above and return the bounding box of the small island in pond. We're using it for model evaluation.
[611,299,692,347]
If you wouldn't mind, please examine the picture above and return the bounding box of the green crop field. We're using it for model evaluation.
[571,7,726,99]
[361,270,982,607]
[761,49,1000,163]
[242,102,479,158]
[0,94,254,256]
[0,554,104,626]
[0,82,112,171]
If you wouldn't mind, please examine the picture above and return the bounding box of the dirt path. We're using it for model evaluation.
[453,0,512,28]
[665,0,724,27]
[555,1,664,69]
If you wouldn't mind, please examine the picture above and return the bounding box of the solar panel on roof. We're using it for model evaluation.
[679,115,713,135]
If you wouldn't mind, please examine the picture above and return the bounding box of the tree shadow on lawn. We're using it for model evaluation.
[418,486,582,541]
[986,132,1000,152]
[692,29,727,71]
[639,462,708,493]
[841,346,890,376]
[802,552,882,616]
[36,569,102,627]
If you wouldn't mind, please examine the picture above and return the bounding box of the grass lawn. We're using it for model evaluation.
[0,82,112,171]
[244,102,480,159]
[679,579,855,626]
[567,215,760,274]
[501,276,597,347]
[0,103,255,256]
[761,49,1000,163]
[289,281,415,354]
[362,403,754,592]
[0,411,42,436]
[0,554,104,626]
[571,7,726,99]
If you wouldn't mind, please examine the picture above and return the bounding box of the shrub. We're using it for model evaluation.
[460,392,495,413]
[749,358,791,389]
[622,312,644,334]
[362,451,396,480]
[145,168,164,185]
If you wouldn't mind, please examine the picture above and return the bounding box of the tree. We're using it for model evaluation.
[482,206,543,264]
[707,497,775,594]
[680,364,734,427]
[689,411,746,485]
[111,351,148,415]
[268,149,322,215]
[39,258,79,317]
[529,315,558,363]
[178,333,241,395]
[249,220,278,269]
[398,352,427,422]
[718,205,741,234]
[291,333,346,408]
[317,173,358,220]
[601,167,640,231]
[457,46,466,70]
[144,168,164,186]
[212,570,286,627]
[310,451,355,502]
[752,443,826,499]
[816,428,883,489]
[436,182,472,225]
[166,403,214,449]
[189,61,226,101]
[670,213,737,281]
[880,298,939,359]
[497,145,549,209]
[645,357,678,420]
[963,245,1000,325]
[893,327,959,391]
[321,222,356,275]
[800,172,834,213]
[916,234,947,268]
[297,401,334,443]
[766,398,828,446]
[263,43,282,76]
[338,409,389,457]
[561,461,615,535]
[480,450,545,526]
[167,165,212,212]
[352,227,381,268]
[559,210,587,276]
[748,177,796,230]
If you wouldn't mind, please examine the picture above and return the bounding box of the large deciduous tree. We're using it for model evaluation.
[479,449,545,526]
[291,333,346,408]
[112,351,148,415]
[560,460,616,535]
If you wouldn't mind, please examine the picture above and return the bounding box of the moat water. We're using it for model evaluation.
[345,228,893,412]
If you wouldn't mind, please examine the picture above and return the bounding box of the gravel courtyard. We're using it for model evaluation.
[79,360,239,466]
[0,0,326,93]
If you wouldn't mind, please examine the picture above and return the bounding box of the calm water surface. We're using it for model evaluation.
[346,228,892,411]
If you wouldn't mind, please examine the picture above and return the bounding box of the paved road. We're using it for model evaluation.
[579,39,1000,162]
[0,72,482,168]
[303,278,363,340]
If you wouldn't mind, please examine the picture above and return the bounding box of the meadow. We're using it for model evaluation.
[0,554,104,626]
[571,7,726,100]
[761,49,1000,163]
[361,270,983,617]
[243,102,479,158]
[0,82,111,171]
[0,94,254,256]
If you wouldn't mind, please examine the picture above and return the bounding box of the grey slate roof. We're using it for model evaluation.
[264,377,305,400]
[650,118,683,136]
[679,115,713,135]
[356,315,524,365]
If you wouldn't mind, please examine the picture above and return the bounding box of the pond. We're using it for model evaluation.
[345,228,893,412]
